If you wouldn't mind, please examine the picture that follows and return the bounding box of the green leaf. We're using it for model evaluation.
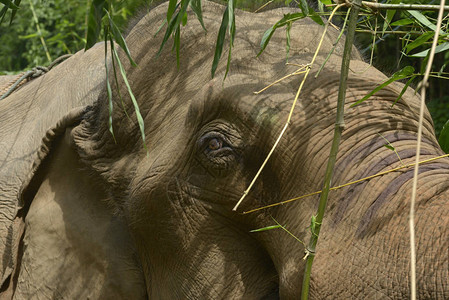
[408,10,441,33]
[351,66,415,107]
[318,0,332,5]
[9,0,20,25]
[104,27,116,142]
[106,9,136,66]
[167,0,177,23]
[0,0,19,9]
[383,144,394,151]
[286,21,291,62]
[85,0,106,50]
[390,19,414,26]
[298,0,323,26]
[112,44,148,153]
[19,33,39,39]
[211,6,229,78]
[181,11,187,26]
[258,12,306,56]
[158,0,189,56]
[382,0,399,36]
[391,75,416,108]
[223,0,235,80]
[109,35,130,120]
[298,0,309,16]
[410,42,449,58]
[308,9,324,26]
[0,3,9,25]
[404,31,434,54]
[250,225,282,232]
[190,0,206,31]
[439,119,449,153]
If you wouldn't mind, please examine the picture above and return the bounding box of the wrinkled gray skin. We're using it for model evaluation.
[1,2,448,299]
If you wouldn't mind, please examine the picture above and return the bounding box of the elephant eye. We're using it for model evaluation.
[208,138,222,151]
[199,132,233,156]
[197,129,241,174]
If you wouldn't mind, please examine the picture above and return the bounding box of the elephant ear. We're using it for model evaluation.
[0,45,147,298]
[5,110,146,299]
[0,107,85,296]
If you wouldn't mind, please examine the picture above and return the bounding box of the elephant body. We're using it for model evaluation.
[1,1,448,299]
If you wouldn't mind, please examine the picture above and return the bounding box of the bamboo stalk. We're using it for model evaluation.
[300,0,362,298]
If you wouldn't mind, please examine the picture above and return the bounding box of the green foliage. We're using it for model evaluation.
[0,0,145,73]
[351,0,449,149]
[427,97,449,137]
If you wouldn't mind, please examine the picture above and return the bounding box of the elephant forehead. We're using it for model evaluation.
[185,75,295,130]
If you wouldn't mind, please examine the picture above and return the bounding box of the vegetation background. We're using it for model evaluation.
[0,0,448,138]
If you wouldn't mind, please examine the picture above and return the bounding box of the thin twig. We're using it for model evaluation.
[409,1,446,299]
[254,0,274,13]
[271,216,306,246]
[316,7,351,78]
[356,30,424,35]
[378,133,404,166]
[232,4,344,212]
[254,67,308,94]
[360,2,449,12]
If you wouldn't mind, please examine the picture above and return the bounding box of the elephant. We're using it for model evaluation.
[1,1,448,299]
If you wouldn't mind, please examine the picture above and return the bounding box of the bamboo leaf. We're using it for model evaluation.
[104,28,116,142]
[408,10,442,33]
[258,12,305,56]
[181,11,187,26]
[0,5,8,25]
[410,42,449,58]
[106,9,136,66]
[112,45,148,153]
[211,6,229,78]
[190,0,206,31]
[383,144,394,151]
[250,225,282,232]
[286,21,291,62]
[109,34,130,119]
[391,18,414,26]
[382,0,399,36]
[318,0,332,5]
[404,31,434,54]
[391,75,416,108]
[298,0,309,16]
[167,0,177,23]
[223,0,236,79]
[351,66,415,107]
[85,0,106,50]
[9,0,20,25]
[0,0,19,9]
[307,9,324,26]
[158,0,189,55]
[439,120,449,153]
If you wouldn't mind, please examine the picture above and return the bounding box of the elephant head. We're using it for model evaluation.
[2,1,448,299]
